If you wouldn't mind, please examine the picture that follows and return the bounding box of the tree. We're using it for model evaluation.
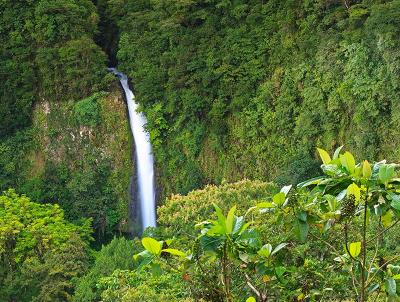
[0,189,92,302]
[296,148,400,301]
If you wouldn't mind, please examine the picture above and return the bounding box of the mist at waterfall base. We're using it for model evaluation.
[109,68,156,232]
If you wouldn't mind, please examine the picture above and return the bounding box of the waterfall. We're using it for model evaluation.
[109,68,156,230]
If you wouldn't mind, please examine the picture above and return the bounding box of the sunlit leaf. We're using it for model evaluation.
[258,243,272,257]
[362,160,372,179]
[340,152,356,174]
[382,210,393,227]
[317,148,332,165]
[213,203,226,232]
[333,145,344,160]
[142,237,162,255]
[379,164,395,184]
[162,248,186,257]
[271,243,288,256]
[297,176,325,188]
[347,242,361,258]
[225,205,236,234]
[347,183,360,204]
[280,185,292,196]
[256,202,275,208]
[273,192,286,206]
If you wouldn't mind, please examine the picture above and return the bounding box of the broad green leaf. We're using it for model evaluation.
[225,205,236,234]
[340,152,356,174]
[271,243,288,256]
[237,229,262,249]
[294,219,308,243]
[258,243,272,258]
[150,263,162,276]
[239,252,250,263]
[275,266,286,279]
[238,222,251,235]
[322,164,345,177]
[142,237,162,255]
[200,235,221,251]
[317,148,332,165]
[367,283,380,295]
[391,200,400,211]
[161,248,186,257]
[379,164,395,184]
[382,210,393,227]
[393,274,400,280]
[207,224,225,236]
[256,202,275,208]
[298,211,307,222]
[386,278,397,297]
[348,242,361,258]
[273,192,286,206]
[327,195,339,211]
[333,145,344,159]
[232,216,245,234]
[297,176,325,188]
[347,183,361,204]
[363,160,372,178]
[213,203,226,232]
[133,250,151,261]
[246,297,256,302]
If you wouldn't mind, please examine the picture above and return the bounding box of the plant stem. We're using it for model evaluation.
[222,242,232,302]
[360,187,369,302]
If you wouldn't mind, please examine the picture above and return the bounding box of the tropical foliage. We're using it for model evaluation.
[109,0,400,198]
[0,190,92,302]
[133,148,400,301]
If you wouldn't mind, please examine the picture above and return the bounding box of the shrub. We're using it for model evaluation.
[74,93,104,127]
[73,237,139,302]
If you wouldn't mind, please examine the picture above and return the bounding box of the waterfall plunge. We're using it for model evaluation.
[110,68,156,230]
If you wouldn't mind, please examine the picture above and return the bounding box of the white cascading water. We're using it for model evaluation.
[109,68,156,229]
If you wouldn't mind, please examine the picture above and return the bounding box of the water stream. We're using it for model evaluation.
[109,68,156,230]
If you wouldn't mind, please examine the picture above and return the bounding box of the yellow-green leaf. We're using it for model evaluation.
[213,203,226,231]
[161,248,186,257]
[347,183,361,205]
[362,160,372,179]
[142,237,162,255]
[226,205,236,234]
[340,152,356,174]
[317,148,332,165]
[273,192,286,206]
[348,241,361,258]
[382,211,393,227]
[256,202,275,208]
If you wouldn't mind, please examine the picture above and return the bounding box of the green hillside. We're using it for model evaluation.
[2,0,400,301]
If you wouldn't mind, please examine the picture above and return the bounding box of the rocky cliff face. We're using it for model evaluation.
[22,82,133,239]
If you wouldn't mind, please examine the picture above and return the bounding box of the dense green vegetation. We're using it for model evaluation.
[0,190,92,302]
[3,0,400,301]
[0,0,132,240]
[109,0,400,197]
[134,149,400,301]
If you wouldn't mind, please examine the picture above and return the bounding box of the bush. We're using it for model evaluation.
[74,93,104,127]
[157,180,278,245]
[0,189,92,302]
[73,237,139,302]
[97,270,194,302]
